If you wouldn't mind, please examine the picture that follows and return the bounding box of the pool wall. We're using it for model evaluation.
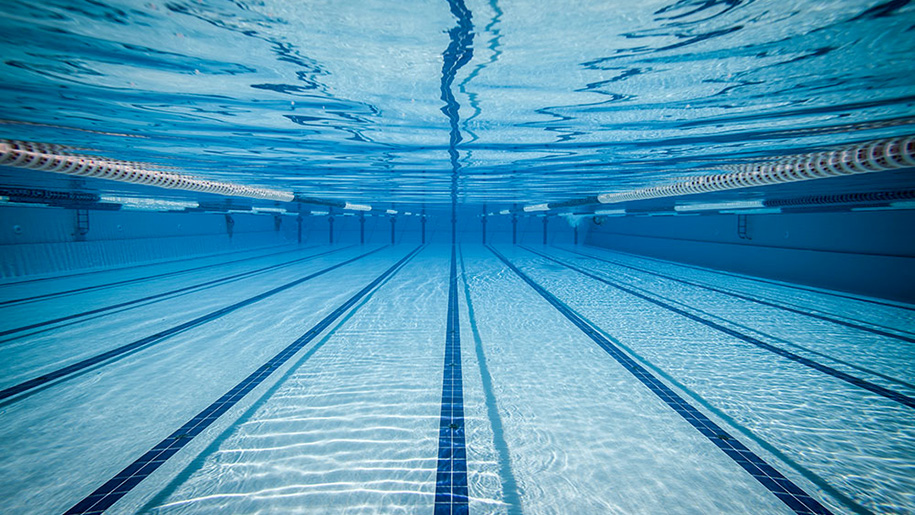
[3,203,912,303]
[585,209,915,303]
[0,205,577,276]
[0,206,298,277]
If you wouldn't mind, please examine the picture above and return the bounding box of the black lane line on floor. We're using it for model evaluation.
[524,246,915,410]
[434,246,469,514]
[555,250,915,395]
[0,246,353,339]
[0,245,315,307]
[63,245,423,515]
[579,245,915,312]
[489,246,833,515]
[557,246,915,343]
[0,243,298,288]
[0,246,387,404]
[589,232,913,258]
[135,256,391,514]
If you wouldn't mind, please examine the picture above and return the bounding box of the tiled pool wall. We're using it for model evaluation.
[0,222,912,513]
[3,204,913,303]
[585,208,915,303]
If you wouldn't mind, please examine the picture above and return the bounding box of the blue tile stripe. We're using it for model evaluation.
[0,246,352,340]
[0,246,387,404]
[557,246,915,344]
[0,244,314,307]
[63,245,422,515]
[524,246,915,410]
[434,246,469,515]
[490,246,833,515]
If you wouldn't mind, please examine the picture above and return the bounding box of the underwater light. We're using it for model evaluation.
[523,203,549,212]
[593,209,626,216]
[719,208,782,215]
[499,209,510,215]
[386,209,398,215]
[251,207,289,214]
[675,200,765,212]
[310,210,330,216]
[100,196,198,211]
[344,202,372,211]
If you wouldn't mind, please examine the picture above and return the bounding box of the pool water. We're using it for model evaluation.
[0,243,912,513]
[1,0,914,513]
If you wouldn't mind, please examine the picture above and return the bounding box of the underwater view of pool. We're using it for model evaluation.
[0,0,913,513]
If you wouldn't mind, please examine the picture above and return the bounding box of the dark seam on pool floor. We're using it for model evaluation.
[0,245,353,340]
[524,246,915,410]
[544,248,915,395]
[62,245,423,515]
[0,242,301,288]
[586,230,915,259]
[552,247,915,394]
[532,290,870,515]
[136,250,397,513]
[571,244,915,312]
[490,245,834,515]
[434,245,469,514]
[0,246,388,405]
[458,246,523,515]
[551,248,915,395]
[0,244,317,307]
[554,245,915,343]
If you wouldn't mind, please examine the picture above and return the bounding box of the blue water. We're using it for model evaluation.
[1,1,914,514]
[0,244,912,514]
[0,0,913,205]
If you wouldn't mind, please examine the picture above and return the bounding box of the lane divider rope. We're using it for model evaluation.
[0,140,293,202]
[596,136,915,204]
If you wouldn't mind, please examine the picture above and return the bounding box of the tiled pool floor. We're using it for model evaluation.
[0,244,912,514]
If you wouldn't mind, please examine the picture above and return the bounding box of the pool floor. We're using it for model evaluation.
[0,244,912,514]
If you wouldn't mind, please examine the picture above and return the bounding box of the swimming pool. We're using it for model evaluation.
[0,243,911,513]
[0,0,913,513]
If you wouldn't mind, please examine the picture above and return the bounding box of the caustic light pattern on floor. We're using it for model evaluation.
[0,244,913,514]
